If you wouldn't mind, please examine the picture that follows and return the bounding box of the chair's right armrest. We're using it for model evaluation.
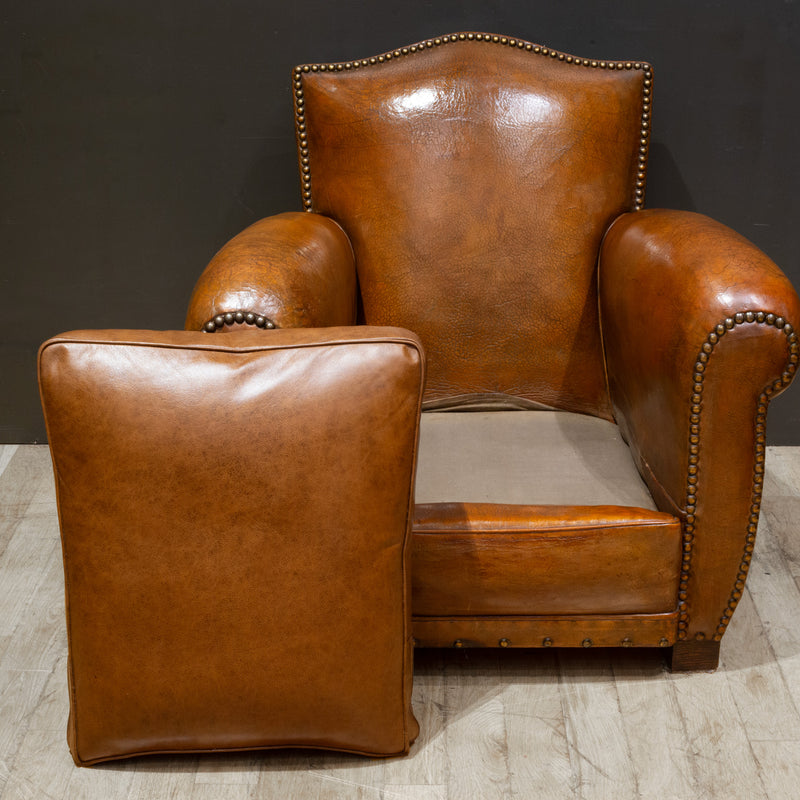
[599,209,800,655]
[185,212,357,332]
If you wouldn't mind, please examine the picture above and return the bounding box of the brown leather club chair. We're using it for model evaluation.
[185,33,800,671]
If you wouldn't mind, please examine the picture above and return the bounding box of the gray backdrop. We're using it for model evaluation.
[2,0,799,442]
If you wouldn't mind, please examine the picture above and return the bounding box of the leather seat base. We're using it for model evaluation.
[412,502,682,617]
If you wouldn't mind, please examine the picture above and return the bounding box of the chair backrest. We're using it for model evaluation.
[295,33,651,417]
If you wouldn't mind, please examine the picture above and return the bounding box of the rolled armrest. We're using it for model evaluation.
[599,209,800,643]
[185,212,356,332]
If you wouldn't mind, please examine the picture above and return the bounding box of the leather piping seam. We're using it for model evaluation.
[201,310,277,332]
[680,311,797,643]
[413,521,678,535]
[36,368,82,762]
[292,32,652,213]
[412,612,678,621]
[41,335,425,358]
[400,353,427,749]
[78,740,414,766]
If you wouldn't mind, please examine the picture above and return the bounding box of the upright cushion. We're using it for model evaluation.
[38,327,424,765]
[297,34,650,416]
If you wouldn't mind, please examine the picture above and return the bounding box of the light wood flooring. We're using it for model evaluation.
[1,444,799,799]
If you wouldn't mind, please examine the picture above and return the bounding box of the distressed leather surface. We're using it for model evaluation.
[39,327,423,765]
[600,210,800,640]
[299,37,648,416]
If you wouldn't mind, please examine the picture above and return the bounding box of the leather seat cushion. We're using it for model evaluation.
[412,411,681,616]
[39,328,423,765]
[412,502,681,615]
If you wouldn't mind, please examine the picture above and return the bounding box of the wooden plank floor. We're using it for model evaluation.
[0,444,799,799]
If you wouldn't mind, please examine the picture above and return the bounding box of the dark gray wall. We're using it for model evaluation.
[3,1,799,442]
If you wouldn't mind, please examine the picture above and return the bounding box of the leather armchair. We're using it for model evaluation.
[185,33,800,670]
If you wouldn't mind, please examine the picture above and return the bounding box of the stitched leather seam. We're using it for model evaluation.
[680,311,797,643]
[292,32,652,213]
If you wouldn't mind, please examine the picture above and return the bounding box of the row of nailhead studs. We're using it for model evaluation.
[679,312,798,641]
[452,637,671,648]
[714,314,798,639]
[636,69,652,210]
[202,311,276,332]
[292,33,652,211]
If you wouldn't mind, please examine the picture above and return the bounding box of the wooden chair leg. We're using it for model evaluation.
[668,640,721,671]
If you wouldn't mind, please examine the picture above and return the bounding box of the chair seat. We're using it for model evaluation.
[414,410,657,508]
[412,411,681,617]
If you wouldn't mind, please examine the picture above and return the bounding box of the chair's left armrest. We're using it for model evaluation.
[185,212,356,332]
[599,209,800,649]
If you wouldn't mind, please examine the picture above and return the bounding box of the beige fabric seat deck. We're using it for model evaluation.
[415,410,657,508]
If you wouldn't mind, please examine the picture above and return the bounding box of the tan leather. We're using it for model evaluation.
[38,327,424,765]
[185,212,356,332]
[412,503,681,615]
[299,36,649,416]
[600,210,800,642]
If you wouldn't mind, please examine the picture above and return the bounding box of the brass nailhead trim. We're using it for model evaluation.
[659,638,670,647]
[293,33,652,211]
[542,637,553,647]
[453,639,464,648]
[499,638,510,648]
[202,310,276,332]
[679,313,796,641]
[621,637,633,647]
[581,638,593,648]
